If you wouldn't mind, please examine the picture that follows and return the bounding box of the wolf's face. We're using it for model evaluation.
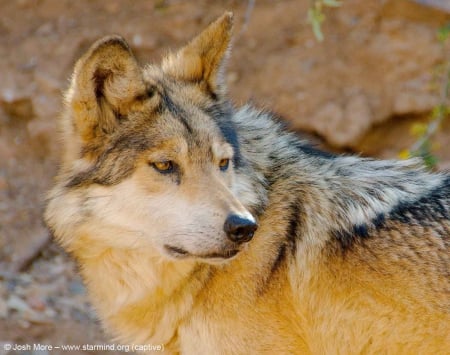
[46,13,258,263]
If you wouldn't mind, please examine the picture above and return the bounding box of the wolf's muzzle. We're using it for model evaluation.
[224,214,258,244]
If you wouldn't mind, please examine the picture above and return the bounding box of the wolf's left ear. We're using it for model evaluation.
[162,12,233,98]
[66,36,146,144]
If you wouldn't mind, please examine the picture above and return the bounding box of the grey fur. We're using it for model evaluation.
[231,105,449,254]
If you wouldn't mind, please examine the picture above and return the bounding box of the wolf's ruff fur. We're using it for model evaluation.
[45,12,449,354]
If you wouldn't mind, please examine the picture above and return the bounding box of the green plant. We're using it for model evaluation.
[307,0,341,42]
[399,24,450,170]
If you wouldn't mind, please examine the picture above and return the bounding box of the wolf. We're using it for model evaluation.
[45,12,449,354]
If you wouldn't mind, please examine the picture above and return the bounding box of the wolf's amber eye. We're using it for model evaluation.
[219,158,230,171]
[152,161,174,174]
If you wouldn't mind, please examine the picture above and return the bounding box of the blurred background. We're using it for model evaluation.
[0,0,449,353]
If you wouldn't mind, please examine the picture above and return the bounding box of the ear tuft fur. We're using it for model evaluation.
[65,35,145,147]
[162,12,233,97]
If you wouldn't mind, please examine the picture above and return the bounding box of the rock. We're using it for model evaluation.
[0,139,15,161]
[0,96,34,122]
[132,34,143,47]
[43,307,57,319]
[26,295,47,312]
[6,295,31,313]
[35,22,54,37]
[23,309,48,323]
[313,102,345,147]
[227,0,449,148]
[27,119,55,141]
[312,94,374,147]
[227,72,239,85]
[343,93,373,147]
[104,1,120,14]
[393,90,439,115]
[0,298,8,319]
[31,94,60,120]
[34,71,62,94]
[68,280,85,295]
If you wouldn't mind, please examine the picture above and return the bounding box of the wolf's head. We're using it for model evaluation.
[45,13,260,263]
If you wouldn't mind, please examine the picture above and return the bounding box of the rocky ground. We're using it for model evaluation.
[0,0,449,354]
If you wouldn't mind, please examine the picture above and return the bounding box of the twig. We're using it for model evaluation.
[236,0,255,40]
[409,59,450,153]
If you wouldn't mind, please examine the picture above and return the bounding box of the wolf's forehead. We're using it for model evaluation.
[138,78,223,138]
[140,68,242,163]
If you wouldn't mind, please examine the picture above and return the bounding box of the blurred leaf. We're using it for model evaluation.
[437,23,450,43]
[422,154,439,169]
[312,21,324,42]
[308,7,325,23]
[431,104,448,119]
[410,140,439,170]
[154,0,168,10]
[432,141,442,151]
[402,23,449,171]
[323,0,342,7]
[398,149,411,160]
[410,123,428,137]
[308,8,325,42]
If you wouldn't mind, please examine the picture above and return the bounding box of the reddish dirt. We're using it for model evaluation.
[0,0,449,353]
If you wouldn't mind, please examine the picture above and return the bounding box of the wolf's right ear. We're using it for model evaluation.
[65,36,146,144]
[162,12,233,98]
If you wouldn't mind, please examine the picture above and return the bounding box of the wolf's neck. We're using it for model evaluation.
[73,235,207,346]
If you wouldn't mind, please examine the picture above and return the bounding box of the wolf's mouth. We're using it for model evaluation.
[164,245,189,256]
[164,245,239,260]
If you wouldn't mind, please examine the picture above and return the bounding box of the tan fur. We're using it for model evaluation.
[162,12,232,96]
[45,13,450,354]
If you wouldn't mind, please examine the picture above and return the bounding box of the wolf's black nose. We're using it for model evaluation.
[224,214,257,243]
